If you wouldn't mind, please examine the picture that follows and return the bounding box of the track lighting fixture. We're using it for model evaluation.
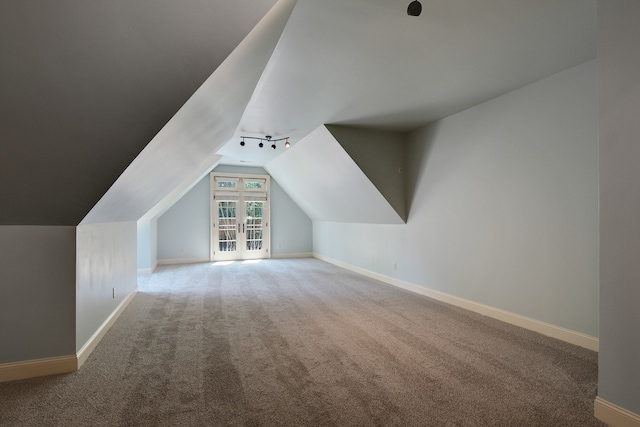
[407,0,421,16]
[239,134,291,149]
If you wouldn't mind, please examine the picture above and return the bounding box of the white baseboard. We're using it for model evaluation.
[137,260,158,275]
[313,253,599,352]
[595,397,640,427]
[76,287,137,368]
[0,355,77,383]
[271,252,313,259]
[1,287,138,382]
[158,257,210,266]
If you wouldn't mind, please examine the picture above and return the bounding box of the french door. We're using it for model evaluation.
[211,173,270,261]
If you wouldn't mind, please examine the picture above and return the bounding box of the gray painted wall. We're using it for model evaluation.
[215,166,312,257]
[314,60,599,337]
[266,126,405,224]
[598,0,640,414]
[76,222,137,352]
[157,165,312,261]
[0,226,76,363]
[270,172,314,256]
[136,217,158,271]
[326,125,407,221]
[80,0,293,225]
[0,0,278,226]
[158,176,211,261]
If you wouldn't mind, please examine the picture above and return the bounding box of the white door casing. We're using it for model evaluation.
[210,173,270,261]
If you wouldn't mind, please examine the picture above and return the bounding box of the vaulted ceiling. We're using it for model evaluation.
[0,0,596,226]
[0,0,278,225]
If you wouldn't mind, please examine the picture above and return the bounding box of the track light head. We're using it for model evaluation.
[239,134,290,150]
[407,0,421,16]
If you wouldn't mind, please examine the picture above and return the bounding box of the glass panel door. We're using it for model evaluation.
[212,200,241,260]
[245,201,264,254]
[218,201,237,252]
[211,173,270,261]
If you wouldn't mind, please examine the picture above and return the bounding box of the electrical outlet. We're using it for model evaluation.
[181,247,187,254]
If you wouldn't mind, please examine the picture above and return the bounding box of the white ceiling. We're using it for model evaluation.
[0,0,597,225]
[218,0,596,165]
[81,0,297,223]
[266,125,406,224]
[0,0,279,225]
[79,0,597,224]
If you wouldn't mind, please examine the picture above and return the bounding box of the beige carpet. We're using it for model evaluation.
[0,258,603,426]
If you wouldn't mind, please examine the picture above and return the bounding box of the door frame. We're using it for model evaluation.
[210,172,271,261]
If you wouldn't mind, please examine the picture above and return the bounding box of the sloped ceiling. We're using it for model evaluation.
[1,0,596,226]
[325,125,408,222]
[220,0,596,166]
[266,125,405,224]
[0,0,278,225]
[81,0,297,224]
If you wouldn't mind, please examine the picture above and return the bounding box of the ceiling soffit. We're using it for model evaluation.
[326,125,408,222]
[82,0,298,224]
[0,0,279,225]
[266,125,406,225]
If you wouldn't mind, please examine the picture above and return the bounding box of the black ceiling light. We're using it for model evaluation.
[264,135,276,149]
[239,134,291,149]
[407,0,421,16]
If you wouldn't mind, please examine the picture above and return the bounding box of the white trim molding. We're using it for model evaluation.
[314,253,599,352]
[271,252,313,259]
[1,287,138,382]
[76,287,137,368]
[158,257,210,266]
[595,397,640,427]
[0,355,77,383]
[137,260,158,275]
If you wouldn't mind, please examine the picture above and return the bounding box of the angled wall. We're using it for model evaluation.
[135,156,222,272]
[314,60,599,339]
[214,165,313,258]
[266,125,405,224]
[82,0,298,225]
[0,0,278,226]
[157,176,211,262]
[326,125,408,221]
[156,165,312,263]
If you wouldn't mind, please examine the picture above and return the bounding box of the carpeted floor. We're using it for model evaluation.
[0,258,603,426]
